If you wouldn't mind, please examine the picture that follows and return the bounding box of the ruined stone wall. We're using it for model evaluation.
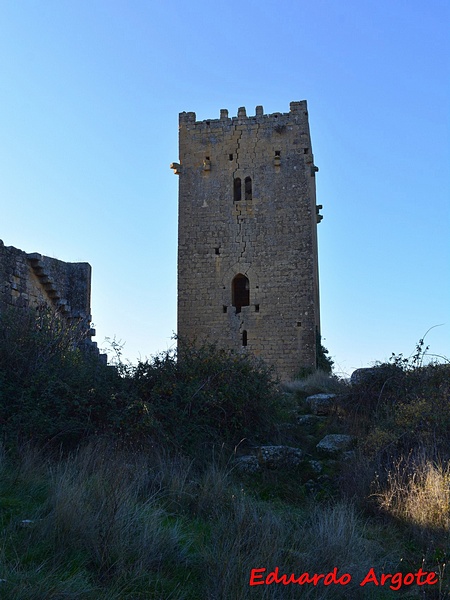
[175,101,322,380]
[0,240,98,350]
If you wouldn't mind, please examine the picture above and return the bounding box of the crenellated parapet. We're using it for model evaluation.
[179,101,309,126]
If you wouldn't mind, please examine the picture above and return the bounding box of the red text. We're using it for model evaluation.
[360,567,438,591]
[249,567,351,587]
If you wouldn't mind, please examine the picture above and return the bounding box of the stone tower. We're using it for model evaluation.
[172,101,322,380]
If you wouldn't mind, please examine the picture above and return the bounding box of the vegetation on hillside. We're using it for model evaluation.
[0,308,280,451]
[0,307,449,598]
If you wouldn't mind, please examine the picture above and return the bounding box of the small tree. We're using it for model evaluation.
[316,331,334,373]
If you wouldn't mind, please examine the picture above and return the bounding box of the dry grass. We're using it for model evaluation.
[284,370,346,396]
[375,457,450,533]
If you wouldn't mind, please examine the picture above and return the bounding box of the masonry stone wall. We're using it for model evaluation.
[174,101,322,381]
[0,240,98,350]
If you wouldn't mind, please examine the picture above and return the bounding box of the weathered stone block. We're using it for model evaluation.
[305,393,337,416]
[316,434,355,457]
[256,445,303,469]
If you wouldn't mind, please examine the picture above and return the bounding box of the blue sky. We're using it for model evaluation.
[1,0,449,376]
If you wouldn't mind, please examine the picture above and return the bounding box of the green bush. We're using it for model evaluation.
[0,309,282,454]
[316,332,334,374]
[128,340,281,452]
[0,307,125,446]
[345,360,450,460]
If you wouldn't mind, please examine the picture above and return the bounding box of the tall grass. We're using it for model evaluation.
[201,497,390,599]
[375,456,450,534]
[0,442,394,599]
[0,442,192,598]
[284,370,346,396]
[45,444,188,577]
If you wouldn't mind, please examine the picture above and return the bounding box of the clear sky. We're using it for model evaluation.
[1,0,449,376]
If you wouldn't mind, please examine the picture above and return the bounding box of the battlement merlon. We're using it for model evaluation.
[173,100,318,181]
[178,100,309,127]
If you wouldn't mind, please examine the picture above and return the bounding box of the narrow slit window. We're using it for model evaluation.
[232,274,250,314]
[234,177,241,202]
[255,304,259,312]
[242,330,248,346]
[245,176,252,200]
[275,151,281,156]
[229,153,233,161]
[215,247,220,255]
[223,305,227,313]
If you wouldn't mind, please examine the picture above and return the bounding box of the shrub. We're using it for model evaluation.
[0,307,125,446]
[342,358,450,460]
[128,340,281,453]
[316,332,334,374]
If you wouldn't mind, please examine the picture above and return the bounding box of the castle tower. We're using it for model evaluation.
[172,101,322,380]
